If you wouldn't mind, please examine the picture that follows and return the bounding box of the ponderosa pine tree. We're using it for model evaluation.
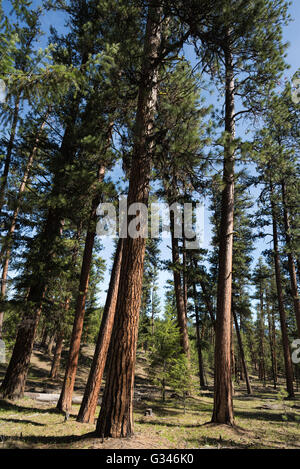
[154,60,210,359]
[56,0,146,412]
[0,0,102,398]
[0,5,44,215]
[76,238,123,423]
[253,128,296,398]
[95,3,163,438]
[0,113,48,338]
[178,0,289,425]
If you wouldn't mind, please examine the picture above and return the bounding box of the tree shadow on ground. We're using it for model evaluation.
[235,409,297,423]
[188,436,254,449]
[0,416,45,426]
[5,431,96,448]
[0,399,62,415]
[135,402,183,417]
[138,419,200,429]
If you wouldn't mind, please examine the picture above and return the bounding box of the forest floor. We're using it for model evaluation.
[0,345,300,449]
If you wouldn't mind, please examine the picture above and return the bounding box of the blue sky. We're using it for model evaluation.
[94,1,300,308]
[3,0,300,311]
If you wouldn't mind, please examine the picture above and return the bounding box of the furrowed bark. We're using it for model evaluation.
[0,286,46,399]
[95,5,162,438]
[77,238,123,423]
[212,33,235,425]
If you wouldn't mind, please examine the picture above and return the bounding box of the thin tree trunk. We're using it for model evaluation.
[281,180,300,337]
[182,237,188,318]
[259,285,266,385]
[95,5,162,438]
[0,109,79,399]
[151,289,155,336]
[231,315,236,387]
[192,282,206,389]
[270,184,294,398]
[199,279,216,331]
[232,308,252,394]
[0,101,41,337]
[77,239,123,423]
[170,210,190,358]
[267,298,277,388]
[47,334,55,356]
[212,33,235,425]
[0,96,20,215]
[193,259,216,331]
[50,331,64,380]
[50,227,81,381]
[57,167,106,412]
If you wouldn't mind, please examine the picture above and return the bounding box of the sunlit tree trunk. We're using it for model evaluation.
[95,5,162,438]
[77,239,123,423]
[212,33,235,425]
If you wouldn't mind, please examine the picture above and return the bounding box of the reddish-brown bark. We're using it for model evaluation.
[212,34,235,425]
[77,239,123,423]
[95,5,162,438]
[57,167,106,412]
[0,286,46,399]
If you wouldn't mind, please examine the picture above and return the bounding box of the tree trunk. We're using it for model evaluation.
[0,285,46,398]
[259,285,266,385]
[281,180,300,337]
[0,101,42,338]
[170,210,190,358]
[0,109,78,399]
[47,334,55,356]
[57,167,106,412]
[0,96,20,215]
[182,237,188,318]
[267,298,277,389]
[50,332,64,380]
[95,5,162,438]
[192,282,206,389]
[77,238,123,423]
[270,184,294,398]
[232,308,252,394]
[193,259,216,331]
[212,34,235,425]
